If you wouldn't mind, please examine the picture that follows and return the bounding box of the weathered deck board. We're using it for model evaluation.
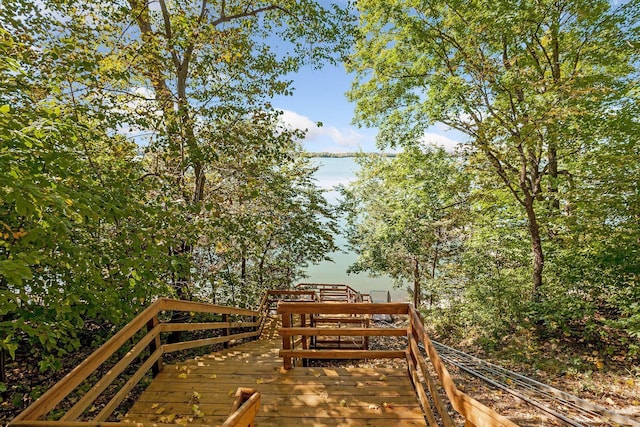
[124,325,426,426]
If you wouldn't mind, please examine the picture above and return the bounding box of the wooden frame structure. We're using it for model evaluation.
[10,291,308,427]
[278,302,519,427]
[11,288,520,427]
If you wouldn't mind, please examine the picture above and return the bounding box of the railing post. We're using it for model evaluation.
[300,314,308,367]
[222,313,229,349]
[252,315,258,340]
[281,311,292,370]
[146,315,162,377]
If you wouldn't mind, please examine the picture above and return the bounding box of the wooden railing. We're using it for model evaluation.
[11,298,261,427]
[13,290,519,427]
[277,302,518,427]
[222,388,261,427]
[295,283,364,303]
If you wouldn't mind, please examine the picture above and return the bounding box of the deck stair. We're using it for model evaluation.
[295,283,370,351]
[11,285,546,427]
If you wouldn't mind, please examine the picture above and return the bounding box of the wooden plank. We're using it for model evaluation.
[222,388,260,427]
[94,347,163,421]
[152,371,411,387]
[60,325,163,421]
[10,422,142,427]
[281,312,292,370]
[406,350,438,426]
[409,309,517,427]
[278,327,406,337]
[12,299,165,422]
[147,315,162,377]
[162,299,257,317]
[277,302,409,315]
[140,381,417,396]
[160,321,257,332]
[408,333,455,426]
[311,318,370,324]
[279,349,406,360]
[267,290,317,297]
[129,403,426,420]
[147,365,408,377]
[135,391,422,406]
[254,416,426,426]
[162,331,258,353]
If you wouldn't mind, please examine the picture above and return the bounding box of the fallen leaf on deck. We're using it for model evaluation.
[159,413,176,423]
[368,404,380,410]
[209,374,217,379]
[178,373,188,379]
[256,378,264,384]
[191,404,205,417]
[356,382,364,388]
[340,399,348,407]
[151,403,160,409]
[154,407,166,415]
[379,374,387,381]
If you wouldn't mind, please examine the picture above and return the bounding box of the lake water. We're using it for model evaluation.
[302,157,408,302]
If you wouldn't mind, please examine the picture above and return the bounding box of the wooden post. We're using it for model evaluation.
[300,314,308,367]
[310,313,316,348]
[252,315,257,340]
[222,314,229,349]
[146,316,162,377]
[282,311,292,370]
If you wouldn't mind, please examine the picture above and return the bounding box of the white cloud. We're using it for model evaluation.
[278,109,365,149]
[420,132,461,153]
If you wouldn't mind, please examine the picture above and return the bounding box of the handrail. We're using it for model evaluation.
[11,298,261,426]
[295,283,364,303]
[13,288,522,427]
[222,388,261,427]
[408,308,518,427]
[277,301,520,426]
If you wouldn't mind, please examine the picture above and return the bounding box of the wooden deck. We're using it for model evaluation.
[123,319,426,426]
[11,292,520,427]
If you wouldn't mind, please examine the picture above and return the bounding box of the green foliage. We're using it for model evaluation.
[0,23,175,374]
[0,0,349,383]
[348,0,640,360]
[341,146,468,307]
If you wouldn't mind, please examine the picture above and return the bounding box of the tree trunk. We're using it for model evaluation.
[0,343,5,384]
[241,250,247,289]
[524,198,544,300]
[430,236,440,308]
[413,257,421,308]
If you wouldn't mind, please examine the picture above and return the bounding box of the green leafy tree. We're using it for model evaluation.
[341,146,468,308]
[0,0,350,393]
[40,0,352,297]
[195,124,338,307]
[0,21,174,387]
[348,0,640,300]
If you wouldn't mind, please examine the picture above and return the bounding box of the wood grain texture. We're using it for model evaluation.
[123,319,426,427]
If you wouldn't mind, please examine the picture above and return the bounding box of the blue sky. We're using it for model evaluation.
[272,61,466,153]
